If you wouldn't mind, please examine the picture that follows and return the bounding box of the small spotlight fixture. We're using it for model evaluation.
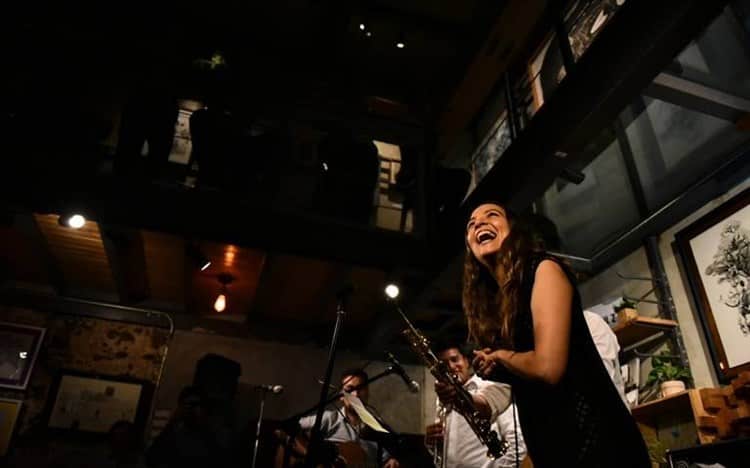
[396,42,405,49]
[359,23,366,31]
[384,283,400,299]
[187,243,212,271]
[366,31,372,37]
[58,213,86,229]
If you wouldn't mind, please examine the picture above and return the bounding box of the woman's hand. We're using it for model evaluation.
[472,348,502,377]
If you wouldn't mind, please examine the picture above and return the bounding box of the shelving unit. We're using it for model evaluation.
[613,315,678,349]
[632,389,692,422]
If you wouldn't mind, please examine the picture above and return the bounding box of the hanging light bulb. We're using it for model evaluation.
[214,273,234,313]
[214,292,227,313]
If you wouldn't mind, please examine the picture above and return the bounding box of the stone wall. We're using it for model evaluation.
[0,305,168,438]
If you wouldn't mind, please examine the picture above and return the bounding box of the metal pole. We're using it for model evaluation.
[643,236,693,385]
[251,390,267,468]
[305,289,350,467]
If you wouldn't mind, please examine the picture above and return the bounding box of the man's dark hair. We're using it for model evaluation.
[433,338,471,358]
[341,368,368,386]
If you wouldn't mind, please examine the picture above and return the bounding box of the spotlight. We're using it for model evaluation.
[187,243,211,271]
[396,42,405,49]
[359,23,366,31]
[384,283,400,299]
[366,31,372,37]
[58,213,86,229]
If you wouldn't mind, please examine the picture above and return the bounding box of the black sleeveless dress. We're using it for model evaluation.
[489,254,650,467]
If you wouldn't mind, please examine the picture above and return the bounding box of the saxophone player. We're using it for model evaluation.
[425,341,526,468]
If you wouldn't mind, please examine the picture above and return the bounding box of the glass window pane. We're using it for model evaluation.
[624,97,749,210]
[675,8,750,98]
[540,136,641,257]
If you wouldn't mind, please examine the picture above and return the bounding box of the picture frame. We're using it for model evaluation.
[0,398,22,456]
[675,187,750,382]
[45,371,153,435]
[0,322,46,391]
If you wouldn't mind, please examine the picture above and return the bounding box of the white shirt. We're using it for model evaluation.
[583,310,629,410]
[299,408,389,467]
[438,375,526,468]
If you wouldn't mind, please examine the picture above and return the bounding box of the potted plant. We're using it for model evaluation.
[647,352,691,398]
[614,297,639,324]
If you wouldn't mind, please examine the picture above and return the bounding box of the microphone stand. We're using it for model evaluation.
[284,367,398,423]
[251,387,270,468]
[305,287,351,468]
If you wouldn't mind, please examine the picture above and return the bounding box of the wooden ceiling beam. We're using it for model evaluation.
[100,225,150,304]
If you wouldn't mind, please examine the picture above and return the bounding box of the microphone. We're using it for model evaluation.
[255,384,284,394]
[386,352,420,393]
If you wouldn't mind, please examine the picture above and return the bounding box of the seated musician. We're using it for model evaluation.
[298,368,400,468]
[426,341,526,468]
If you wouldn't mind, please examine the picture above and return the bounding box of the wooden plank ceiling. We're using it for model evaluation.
[34,213,117,297]
[0,213,389,330]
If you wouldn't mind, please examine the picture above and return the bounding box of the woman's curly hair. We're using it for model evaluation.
[462,205,544,348]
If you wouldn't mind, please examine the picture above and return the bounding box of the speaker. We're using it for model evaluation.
[192,353,242,402]
[667,438,750,468]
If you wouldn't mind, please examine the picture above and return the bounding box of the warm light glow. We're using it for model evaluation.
[396,42,405,49]
[224,245,237,267]
[200,260,212,271]
[67,214,86,229]
[384,284,400,299]
[366,31,372,37]
[214,293,227,313]
[359,23,366,31]
[19,352,27,359]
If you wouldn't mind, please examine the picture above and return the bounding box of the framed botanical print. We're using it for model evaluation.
[676,187,750,381]
[0,322,46,390]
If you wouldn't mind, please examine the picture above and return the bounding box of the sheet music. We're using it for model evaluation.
[342,393,389,433]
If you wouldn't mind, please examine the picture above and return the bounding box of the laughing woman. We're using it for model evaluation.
[464,202,649,468]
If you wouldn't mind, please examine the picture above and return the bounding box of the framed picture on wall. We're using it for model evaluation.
[675,187,750,382]
[0,398,22,456]
[46,372,153,434]
[0,322,46,390]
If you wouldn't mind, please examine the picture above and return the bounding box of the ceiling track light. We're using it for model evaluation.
[187,243,211,271]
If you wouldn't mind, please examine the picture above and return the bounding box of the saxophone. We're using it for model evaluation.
[395,305,509,460]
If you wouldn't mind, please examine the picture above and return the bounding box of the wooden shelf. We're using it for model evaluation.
[613,315,678,348]
[632,390,692,423]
